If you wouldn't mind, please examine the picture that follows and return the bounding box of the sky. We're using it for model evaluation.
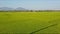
[0,0,60,10]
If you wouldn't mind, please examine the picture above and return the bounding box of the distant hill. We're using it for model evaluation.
[16,7,26,10]
[0,7,26,10]
[0,7,14,10]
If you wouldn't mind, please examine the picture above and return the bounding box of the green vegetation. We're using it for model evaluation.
[0,11,60,34]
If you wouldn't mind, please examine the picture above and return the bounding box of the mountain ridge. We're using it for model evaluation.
[0,7,26,10]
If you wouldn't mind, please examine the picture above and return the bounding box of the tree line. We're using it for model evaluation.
[0,10,60,12]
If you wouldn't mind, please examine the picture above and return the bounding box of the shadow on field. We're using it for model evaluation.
[5,13,11,16]
[30,19,59,34]
[4,13,11,18]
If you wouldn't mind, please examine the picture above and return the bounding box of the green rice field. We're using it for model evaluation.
[0,12,60,34]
